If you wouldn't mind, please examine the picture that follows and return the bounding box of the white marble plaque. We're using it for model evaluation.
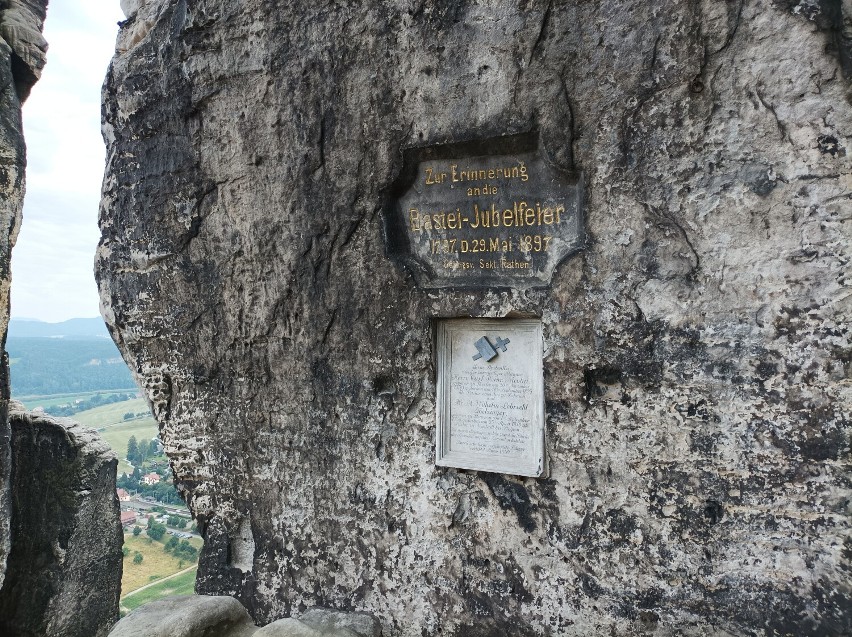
[436,318,545,477]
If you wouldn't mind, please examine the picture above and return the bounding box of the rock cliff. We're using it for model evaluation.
[0,406,123,637]
[98,1,852,635]
[0,0,47,587]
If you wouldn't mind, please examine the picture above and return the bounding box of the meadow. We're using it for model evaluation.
[73,398,157,474]
[120,532,202,596]
[120,568,197,613]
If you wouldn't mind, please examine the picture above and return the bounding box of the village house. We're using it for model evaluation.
[120,511,137,528]
[116,488,131,501]
[141,472,160,486]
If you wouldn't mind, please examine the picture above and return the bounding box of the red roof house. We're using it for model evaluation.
[141,472,161,486]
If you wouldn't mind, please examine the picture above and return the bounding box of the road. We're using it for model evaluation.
[127,496,190,517]
[121,497,203,540]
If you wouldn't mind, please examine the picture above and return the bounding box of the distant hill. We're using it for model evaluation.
[5,318,136,396]
[8,317,111,339]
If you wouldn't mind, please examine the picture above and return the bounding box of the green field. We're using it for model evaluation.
[72,398,151,428]
[121,532,202,594]
[18,390,138,411]
[101,421,158,474]
[70,398,157,474]
[120,568,197,613]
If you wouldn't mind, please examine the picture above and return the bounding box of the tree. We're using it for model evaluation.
[127,436,139,464]
[123,412,134,421]
[165,536,179,552]
[122,546,130,557]
[132,526,141,537]
[148,440,159,456]
[168,538,199,562]
[147,522,166,541]
[133,551,143,565]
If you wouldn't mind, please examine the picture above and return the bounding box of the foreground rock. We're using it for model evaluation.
[109,595,256,637]
[0,0,48,587]
[0,406,123,637]
[109,596,381,637]
[98,1,852,635]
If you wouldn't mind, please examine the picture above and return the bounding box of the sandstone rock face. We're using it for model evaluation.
[98,1,852,635]
[0,406,123,637]
[0,0,47,588]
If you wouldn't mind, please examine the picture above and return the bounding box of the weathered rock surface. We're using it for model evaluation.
[109,595,257,637]
[0,405,123,637]
[110,596,381,637]
[98,1,852,635]
[0,0,47,589]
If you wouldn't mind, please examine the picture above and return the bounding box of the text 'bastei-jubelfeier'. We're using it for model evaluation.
[386,140,583,288]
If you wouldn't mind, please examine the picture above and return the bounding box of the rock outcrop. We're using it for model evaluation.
[98,1,852,635]
[0,406,123,637]
[0,0,47,587]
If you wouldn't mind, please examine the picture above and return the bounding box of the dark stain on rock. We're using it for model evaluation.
[617,320,704,387]
[481,474,536,532]
[703,500,724,525]
[451,616,540,637]
[535,478,559,503]
[690,431,718,454]
[750,169,777,196]
[754,359,778,380]
[779,0,852,77]
[371,375,396,396]
[705,578,852,636]
[605,508,638,545]
[582,364,622,402]
[817,134,842,155]
[578,572,604,599]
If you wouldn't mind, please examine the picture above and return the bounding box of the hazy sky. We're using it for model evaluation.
[11,4,124,322]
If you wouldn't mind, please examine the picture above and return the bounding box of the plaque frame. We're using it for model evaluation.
[383,133,584,289]
[435,318,545,477]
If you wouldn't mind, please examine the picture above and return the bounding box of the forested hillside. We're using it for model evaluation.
[7,335,136,396]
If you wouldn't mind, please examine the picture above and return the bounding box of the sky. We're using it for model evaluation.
[10,3,124,323]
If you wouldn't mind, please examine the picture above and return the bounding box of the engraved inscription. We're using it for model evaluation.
[388,140,583,288]
[436,318,545,477]
[450,364,533,457]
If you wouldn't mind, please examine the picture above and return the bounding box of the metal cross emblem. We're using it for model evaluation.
[494,336,510,352]
[472,335,510,361]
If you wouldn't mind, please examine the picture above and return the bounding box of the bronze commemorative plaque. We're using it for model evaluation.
[385,136,584,288]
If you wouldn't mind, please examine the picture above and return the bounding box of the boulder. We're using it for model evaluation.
[109,595,256,637]
[256,609,381,637]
